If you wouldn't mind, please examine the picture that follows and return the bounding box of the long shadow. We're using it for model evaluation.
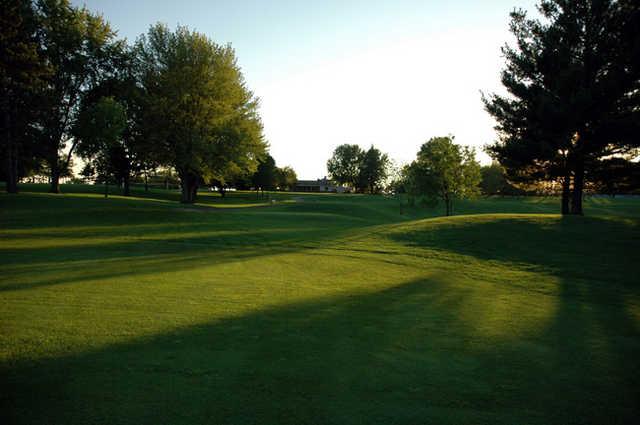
[1,193,391,293]
[2,273,638,425]
[385,214,640,423]
[387,215,639,288]
[0,224,361,293]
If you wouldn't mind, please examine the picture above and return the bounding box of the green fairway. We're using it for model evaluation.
[1,186,639,424]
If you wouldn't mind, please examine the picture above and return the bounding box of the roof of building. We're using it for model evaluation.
[295,178,331,186]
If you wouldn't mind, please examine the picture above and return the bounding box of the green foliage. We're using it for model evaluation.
[327,144,364,188]
[251,154,277,191]
[0,0,49,193]
[136,24,265,203]
[484,0,640,215]
[589,157,640,195]
[404,136,480,215]
[276,166,297,191]
[74,96,127,187]
[77,46,154,195]
[479,162,524,196]
[357,145,390,194]
[327,144,390,193]
[34,0,122,193]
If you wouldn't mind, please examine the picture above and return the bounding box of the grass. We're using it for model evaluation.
[1,184,639,424]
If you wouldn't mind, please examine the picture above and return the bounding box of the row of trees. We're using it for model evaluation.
[484,0,640,215]
[1,0,273,203]
[245,154,297,193]
[326,144,390,193]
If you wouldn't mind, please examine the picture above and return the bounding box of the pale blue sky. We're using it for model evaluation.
[73,0,538,178]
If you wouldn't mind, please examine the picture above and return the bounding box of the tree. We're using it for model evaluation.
[76,47,150,196]
[357,145,389,193]
[74,96,127,194]
[252,154,277,194]
[589,157,640,196]
[0,0,48,193]
[276,166,297,191]
[137,24,265,203]
[327,144,363,189]
[484,0,640,215]
[35,0,122,193]
[479,162,524,196]
[404,136,481,216]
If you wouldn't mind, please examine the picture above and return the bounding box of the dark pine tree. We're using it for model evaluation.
[484,0,640,215]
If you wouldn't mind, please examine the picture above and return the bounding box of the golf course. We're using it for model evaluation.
[1,186,639,424]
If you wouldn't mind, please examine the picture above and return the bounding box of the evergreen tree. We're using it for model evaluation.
[484,0,640,215]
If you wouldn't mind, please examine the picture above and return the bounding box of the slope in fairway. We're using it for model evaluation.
[1,187,639,425]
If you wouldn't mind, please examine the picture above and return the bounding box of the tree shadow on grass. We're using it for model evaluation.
[384,214,640,423]
[387,214,639,288]
[0,225,349,293]
[2,271,639,425]
[0,195,382,293]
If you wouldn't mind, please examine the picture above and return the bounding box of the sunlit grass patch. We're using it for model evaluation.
[1,188,639,425]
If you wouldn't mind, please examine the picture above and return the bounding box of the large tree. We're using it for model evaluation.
[74,96,127,193]
[327,144,363,189]
[35,0,122,193]
[0,0,48,193]
[137,24,265,203]
[276,166,297,191]
[251,154,277,193]
[484,0,640,215]
[357,145,389,194]
[404,136,481,216]
[75,47,150,196]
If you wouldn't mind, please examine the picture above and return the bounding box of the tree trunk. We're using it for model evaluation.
[4,143,19,194]
[219,186,226,198]
[180,172,198,204]
[3,112,19,193]
[123,175,131,196]
[144,171,149,192]
[49,161,61,193]
[571,158,585,215]
[444,194,451,216]
[561,173,571,215]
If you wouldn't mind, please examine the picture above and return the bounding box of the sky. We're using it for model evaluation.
[72,0,538,179]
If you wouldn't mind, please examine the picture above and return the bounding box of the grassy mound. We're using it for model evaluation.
[1,186,639,424]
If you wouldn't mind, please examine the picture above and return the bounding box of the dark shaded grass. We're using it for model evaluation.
[1,189,639,424]
[3,272,638,425]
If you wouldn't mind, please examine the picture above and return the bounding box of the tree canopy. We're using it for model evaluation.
[136,24,265,203]
[357,145,389,194]
[484,0,640,215]
[327,143,389,193]
[0,0,49,193]
[35,0,122,193]
[327,144,363,189]
[403,136,481,216]
[276,166,297,191]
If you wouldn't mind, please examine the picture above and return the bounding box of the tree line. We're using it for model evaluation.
[326,144,390,193]
[325,2,639,217]
[1,0,296,203]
